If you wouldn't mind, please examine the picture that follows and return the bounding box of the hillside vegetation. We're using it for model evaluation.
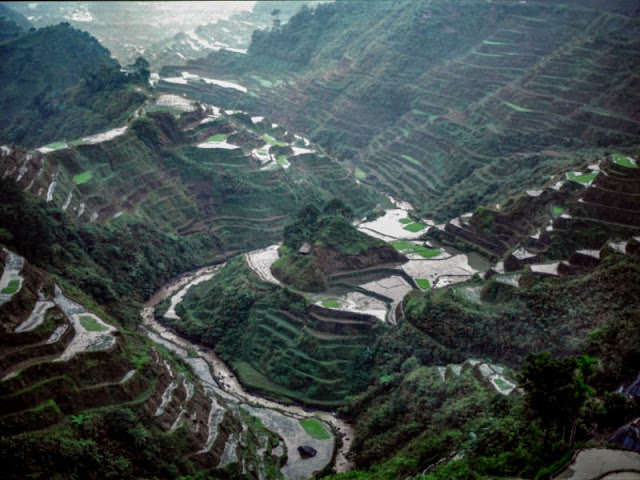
[0,3,30,42]
[1,2,640,479]
[163,0,640,220]
[0,23,146,147]
[272,201,405,291]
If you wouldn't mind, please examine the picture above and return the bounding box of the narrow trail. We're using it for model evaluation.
[141,264,355,475]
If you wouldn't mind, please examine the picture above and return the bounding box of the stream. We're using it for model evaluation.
[141,264,355,477]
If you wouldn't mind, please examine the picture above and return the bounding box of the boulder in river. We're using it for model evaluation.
[298,445,317,459]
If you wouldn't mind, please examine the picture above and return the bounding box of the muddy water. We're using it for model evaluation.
[141,264,355,474]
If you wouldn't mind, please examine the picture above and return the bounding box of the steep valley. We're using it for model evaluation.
[1,2,640,480]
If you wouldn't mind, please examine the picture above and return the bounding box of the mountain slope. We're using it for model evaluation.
[160,0,640,221]
[0,3,30,41]
[0,247,286,480]
[0,23,146,147]
[0,105,381,253]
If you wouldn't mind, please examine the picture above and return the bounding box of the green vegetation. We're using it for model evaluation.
[567,171,597,184]
[1,279,20,294]
[0,23,146,147]
[299,417,331,440]
[3,2,640,478]
[206,133,228,142]
[0,407,210,479]
[398,218,412,224]
[321,298,341,308]
[9,110,381,255]
[401,154,421,166]
[504,102,533,113]
[391,240,440,258]
[251,74,274,88]
[319,248,640,478]
[276,154,289,166]
[180,0,640,223]
[72,170,92,185]
[403,222,427,232]
[272,201,402,291]
[79,315,108,332]
[44,141,67,150]
[613,153,637,168]
[0,178,214,324]
[492,376,512,391]
[166,256,377,405]
[262,133,287,146]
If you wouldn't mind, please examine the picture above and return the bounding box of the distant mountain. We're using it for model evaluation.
[0,3,31,41]
[0,23,146,147]
[142,1,323,70]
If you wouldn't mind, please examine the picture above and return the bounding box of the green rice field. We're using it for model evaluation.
[613,153,637,168]
[79,315,108,332]
[1,279,20,294]
[567,171,598,184]
[391,240,441,258]
[72,170,93,185]
[206,133,228,142]
[403,222,427,232]
[299,418,331,440]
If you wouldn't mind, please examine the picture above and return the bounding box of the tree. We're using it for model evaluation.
[323,198,355,220]
[518,352,596,447]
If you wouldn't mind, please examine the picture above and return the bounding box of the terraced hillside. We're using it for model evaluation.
[158,256,378,407]
[2,3,640,479]
[319,153,640,478]
[400,152,640,359]
[159,0,640,220]
[0,248,287,479]
[0,96,382,252]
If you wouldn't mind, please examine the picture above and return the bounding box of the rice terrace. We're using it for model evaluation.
[0,1,639,479]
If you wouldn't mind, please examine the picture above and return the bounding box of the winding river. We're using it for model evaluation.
[141,263,355,477]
